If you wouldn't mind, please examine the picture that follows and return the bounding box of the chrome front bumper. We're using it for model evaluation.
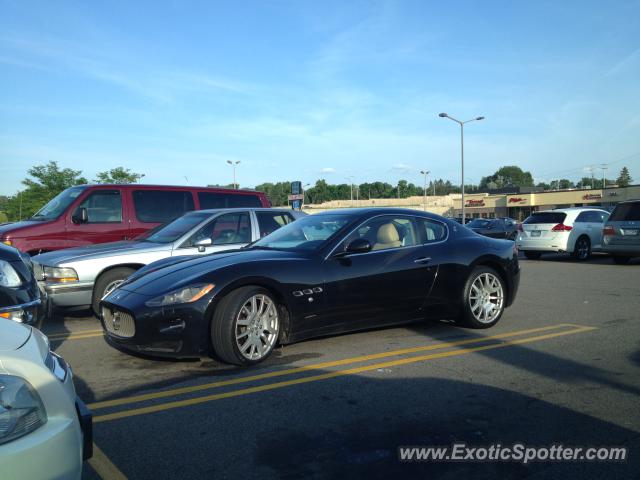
[41,281,94,308]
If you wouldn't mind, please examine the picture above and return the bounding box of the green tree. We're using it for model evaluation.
[4,161,88,221]
[479,166,534,189]
[95,167,144,184]
[616,167,632,187]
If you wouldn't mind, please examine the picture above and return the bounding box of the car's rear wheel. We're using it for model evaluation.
[572,236,591,261]
[459,266,506,329]
[211,286,280,366]
[524,251,542,260]
[613,256,631,265]
[92,267,136,316]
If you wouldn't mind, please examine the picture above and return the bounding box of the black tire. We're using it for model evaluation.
[459,266,506,329]
[211,286,281,366]
[92,267,136,316]
[524,251,542,260]
[572,236,591,261]
[613,256,631,265]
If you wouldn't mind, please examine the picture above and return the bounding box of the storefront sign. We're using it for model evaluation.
[465,199,485,207]
[508,197,525,203]
[582,194,602,200]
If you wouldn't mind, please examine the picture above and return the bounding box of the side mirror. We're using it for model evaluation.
[72,207,88,224]
[339,238,372,256]
[194,237,212,252]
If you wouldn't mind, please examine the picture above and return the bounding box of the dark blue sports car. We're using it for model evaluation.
[100,208,520,366]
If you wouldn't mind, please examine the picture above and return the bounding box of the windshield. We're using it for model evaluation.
[468,219,491,228]
[144,212,211,243]
[31,186,86,220]
[252,214,352,251]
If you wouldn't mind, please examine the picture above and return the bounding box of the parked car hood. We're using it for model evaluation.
[0,319,32,351]
[33,240,169,266]
[0,220,53,237]
[119,248,305,296]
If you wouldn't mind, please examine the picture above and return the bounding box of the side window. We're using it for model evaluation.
[343,216,419,252]
[256,211,294,237]
[78,190,122,223]
[183,212,251,248]
[594,211,609,223]
[133,190,195,223]
[575,212,590,223]
[420,219,447,243]
[198,192,262,209]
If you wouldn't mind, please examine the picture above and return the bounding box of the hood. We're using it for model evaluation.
[33,240,168,266]
[0,319,32,351]
[0,220,53,238]
[120,248,303,296]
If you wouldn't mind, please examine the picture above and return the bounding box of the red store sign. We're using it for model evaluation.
[582,194,602,200]
[465,199,485,207]
[508,197,525,203]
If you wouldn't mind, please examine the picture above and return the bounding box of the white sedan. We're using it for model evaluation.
[0,319,92,479]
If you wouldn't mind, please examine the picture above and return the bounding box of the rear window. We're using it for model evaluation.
[133,190,195,223]
[523,212,567,224]
[609,202,640,221]
[198,192,262,209]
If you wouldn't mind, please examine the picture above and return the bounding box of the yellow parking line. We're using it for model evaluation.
[89,323,576,410]
[47,329,103,341]
[88,443,128,480]
[93,324,595,423]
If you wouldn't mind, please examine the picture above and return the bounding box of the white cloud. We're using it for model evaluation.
[392,163,413,172]
[319,167,336,174]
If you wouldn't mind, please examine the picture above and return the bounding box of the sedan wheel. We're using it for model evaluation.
[211,286,281,366]
[235,294,279,361]
[460,267,505,328]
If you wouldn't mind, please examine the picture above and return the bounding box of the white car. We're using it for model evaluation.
[516,207,610,260]
[0,319,92,479]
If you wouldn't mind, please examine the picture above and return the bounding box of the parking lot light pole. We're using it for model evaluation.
[439,113,484,223]
[226,160,241,189]
[420,170,430,211]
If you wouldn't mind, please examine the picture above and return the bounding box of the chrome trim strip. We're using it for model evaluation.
[44,282,94,294]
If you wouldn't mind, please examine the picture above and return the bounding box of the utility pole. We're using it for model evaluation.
[345,176,354,205]
[600,164,608,189]
[420,170,430,211]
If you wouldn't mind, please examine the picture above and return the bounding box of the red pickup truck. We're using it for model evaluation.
[0,184,270,254]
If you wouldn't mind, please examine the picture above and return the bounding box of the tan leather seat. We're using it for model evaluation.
[372,223,402,251]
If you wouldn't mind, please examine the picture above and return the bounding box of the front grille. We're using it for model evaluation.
[102,307,136,338]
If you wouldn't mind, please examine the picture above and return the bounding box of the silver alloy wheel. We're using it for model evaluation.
[102,279,125,299]
[468,272,504,324]
[576,238,589,260]
[235,294,279,361]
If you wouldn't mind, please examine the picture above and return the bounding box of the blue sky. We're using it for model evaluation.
[1,0,639,195]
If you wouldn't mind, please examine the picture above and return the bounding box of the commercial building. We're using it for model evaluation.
[452,185,640,222]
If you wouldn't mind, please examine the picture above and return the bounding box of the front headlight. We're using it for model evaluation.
[145,283,215,307]
[0,260,21,287]
[0,375,47,445]
[43,266,78,283]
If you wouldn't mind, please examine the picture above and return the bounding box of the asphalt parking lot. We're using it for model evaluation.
[43,253,640,480]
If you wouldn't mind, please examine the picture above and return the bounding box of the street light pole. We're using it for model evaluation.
[345,176,354,205]
[226,160,241,189]
[420,170,430,211]
[439,113,484,223]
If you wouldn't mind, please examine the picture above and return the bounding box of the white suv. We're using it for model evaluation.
[516,208,610,260]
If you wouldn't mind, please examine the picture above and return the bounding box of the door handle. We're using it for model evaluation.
[414,257,431,264]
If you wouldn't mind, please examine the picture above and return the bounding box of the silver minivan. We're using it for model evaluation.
[602,200,640,264]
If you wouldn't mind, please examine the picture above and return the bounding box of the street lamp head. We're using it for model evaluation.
[226,160,232,165]
[476,116,485,121]
[438,113,448,118]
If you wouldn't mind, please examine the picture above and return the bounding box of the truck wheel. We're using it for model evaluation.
[92,267,135,316]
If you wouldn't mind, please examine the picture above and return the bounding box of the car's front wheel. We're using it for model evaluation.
[460,266,506,329]
[211,286,281,366]
[92,267,136,316]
